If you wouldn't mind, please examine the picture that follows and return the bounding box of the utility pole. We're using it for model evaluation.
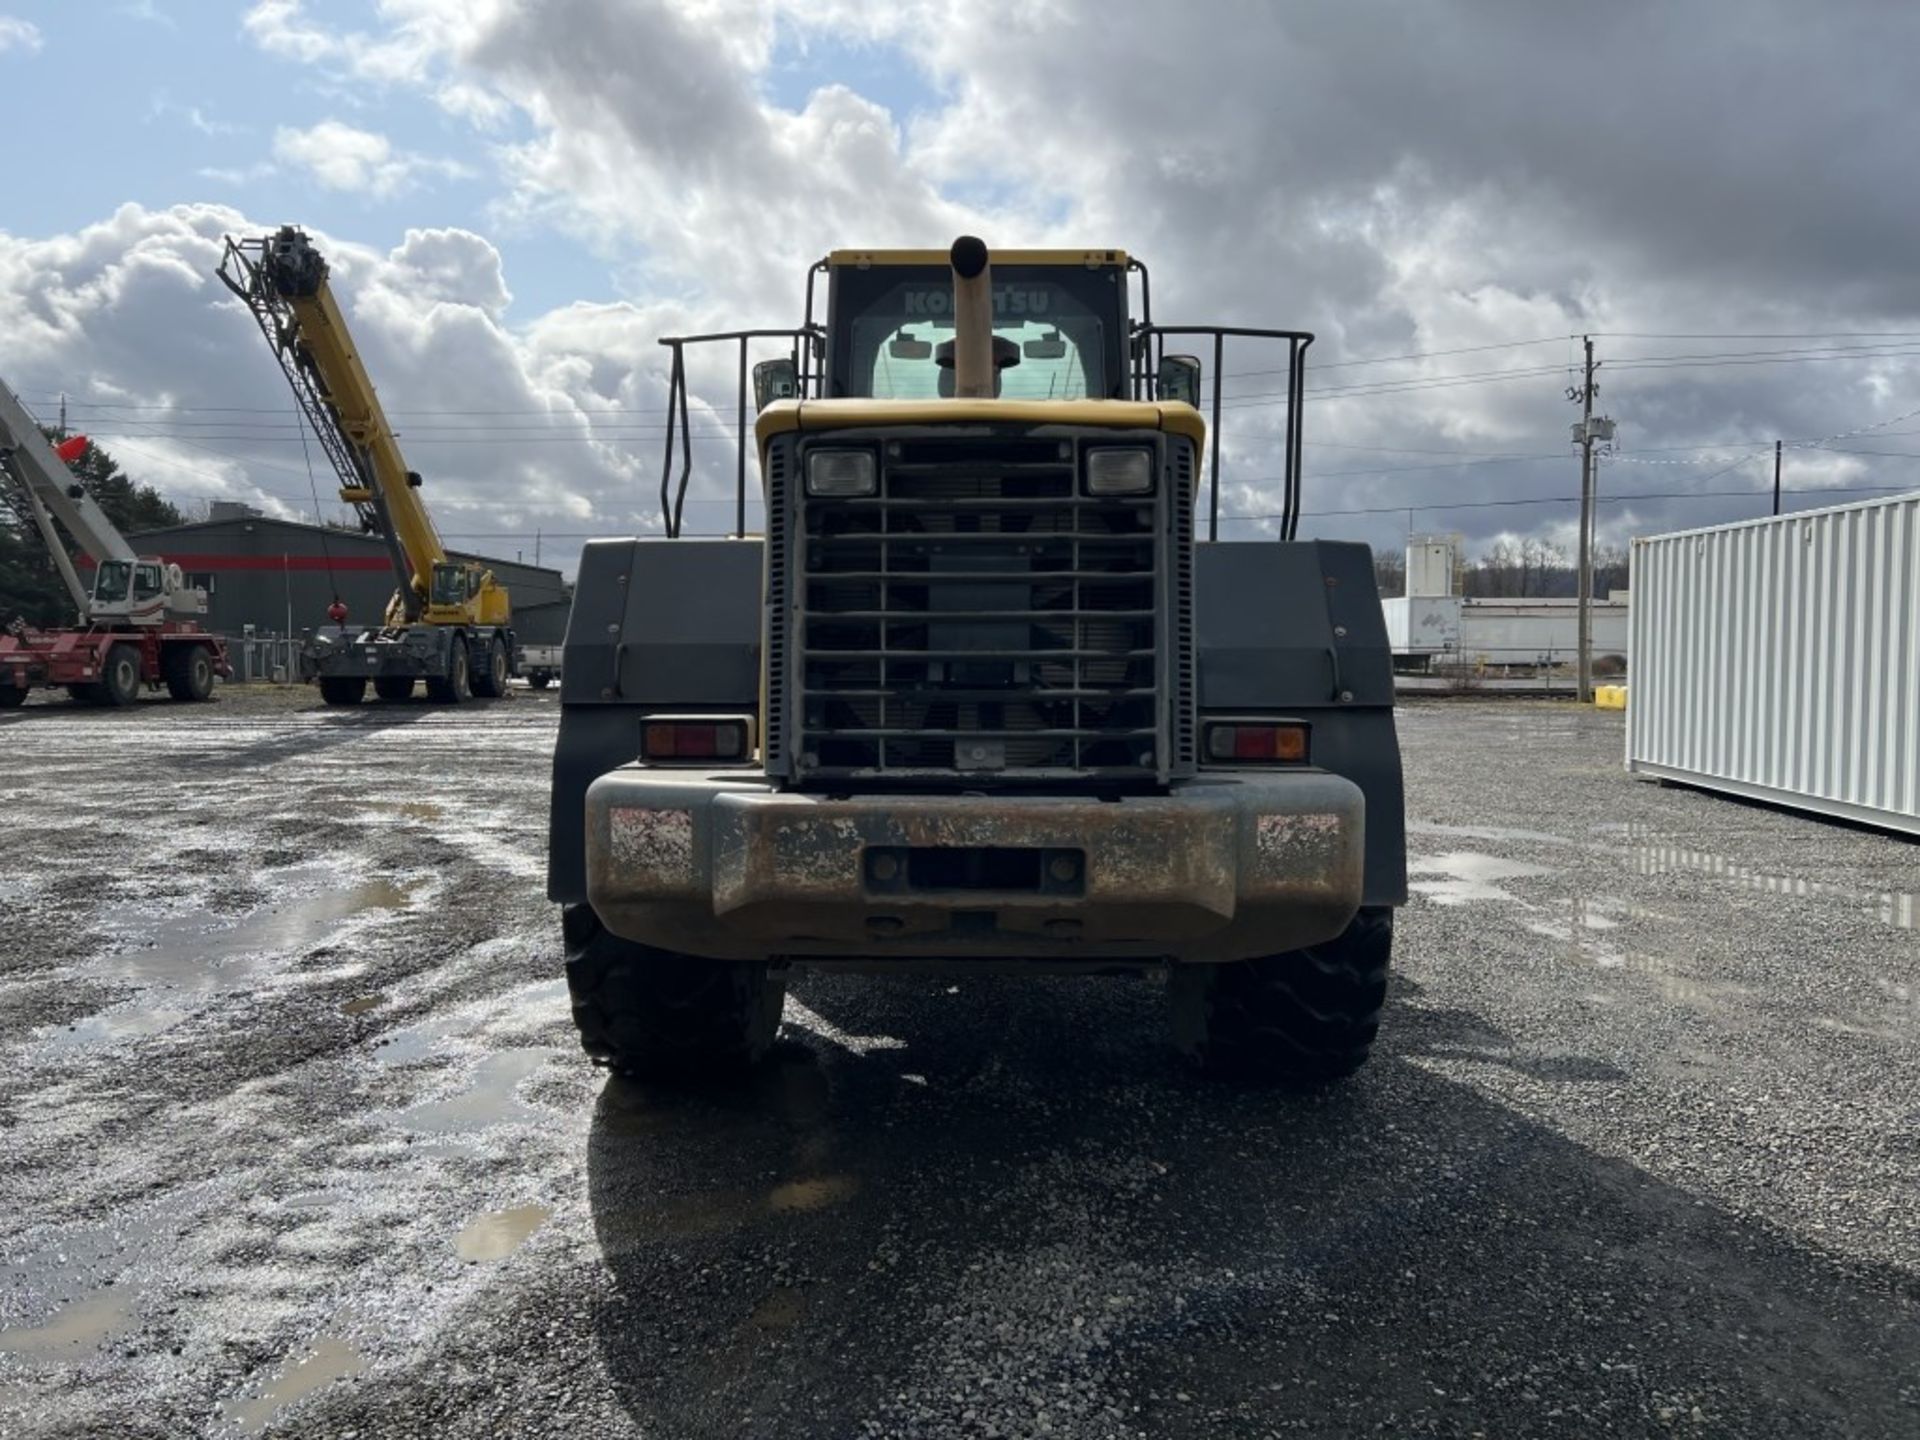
[1773,440,1783,516]
[1571,336,1598,704]
[534,527,542,569]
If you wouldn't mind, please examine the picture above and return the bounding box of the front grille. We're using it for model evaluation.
[785,434,1177,782]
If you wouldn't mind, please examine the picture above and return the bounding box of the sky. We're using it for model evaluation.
[1,0,1918,579]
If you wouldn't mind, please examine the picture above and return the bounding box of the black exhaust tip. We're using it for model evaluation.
[950,235,989,279]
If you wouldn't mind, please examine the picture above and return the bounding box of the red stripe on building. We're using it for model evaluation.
[78,553,394,572]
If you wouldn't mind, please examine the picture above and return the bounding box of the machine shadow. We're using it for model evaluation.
[583,971,1918,1438]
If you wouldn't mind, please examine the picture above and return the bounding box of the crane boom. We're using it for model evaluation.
[0,382,136,569]
[218,227,466,624]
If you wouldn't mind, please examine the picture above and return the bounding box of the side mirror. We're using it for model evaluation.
[1157,354,1202,407]
[1022,330,1068,361]
[888,330,933,360]
[753,358,798,410]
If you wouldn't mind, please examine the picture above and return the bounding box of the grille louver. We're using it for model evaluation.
[788,434,1180,783]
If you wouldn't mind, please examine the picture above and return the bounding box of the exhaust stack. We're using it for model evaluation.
[949,236,994,399]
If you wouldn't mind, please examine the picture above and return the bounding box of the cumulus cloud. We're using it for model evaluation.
[0,15,42,52]
[0,204,684,548]
[272,120,472,200]
[5,0,1917,578]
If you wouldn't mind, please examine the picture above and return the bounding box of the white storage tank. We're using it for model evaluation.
[1627,492,1920,834]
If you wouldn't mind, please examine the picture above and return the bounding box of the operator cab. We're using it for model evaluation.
[429,562,469,608]
[825,252,1131,401]
[88,558,169,625]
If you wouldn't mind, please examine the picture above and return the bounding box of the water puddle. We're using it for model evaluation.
[604,1173,861,1246]
[454,1204,551,1262]
[103,871,416,988]
[374,977,564,1066]
[1627,827,1916,931]
[1409,851,1556,905]
[340,995,384,1017]
[383,1048,556,1134]
[220,1335,363,1436]
[1408,820,1581,848]
[748,1288,806,1331]
[36,1004,189,1053]
[0,1291,132,1356]
[768,1176,859,1213]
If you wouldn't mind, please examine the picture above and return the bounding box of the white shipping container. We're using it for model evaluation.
[1627,492,1920,834]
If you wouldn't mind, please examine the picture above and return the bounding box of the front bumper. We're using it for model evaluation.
[301,626,450,681]
[584,770,1366,964]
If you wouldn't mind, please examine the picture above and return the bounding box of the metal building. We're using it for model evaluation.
[123,512,573,650]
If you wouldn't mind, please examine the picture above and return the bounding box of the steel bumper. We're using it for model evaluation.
[584,771,1366,964]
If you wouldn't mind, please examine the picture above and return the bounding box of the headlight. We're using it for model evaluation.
[1085,448,1154,496]
[805,449,877,497]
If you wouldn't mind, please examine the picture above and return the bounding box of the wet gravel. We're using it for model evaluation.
[0,689,1915,1437]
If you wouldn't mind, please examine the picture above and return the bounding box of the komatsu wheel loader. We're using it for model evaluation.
[548,239,1406,1081]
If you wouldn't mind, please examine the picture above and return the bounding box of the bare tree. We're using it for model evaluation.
[1372,548,1406,597]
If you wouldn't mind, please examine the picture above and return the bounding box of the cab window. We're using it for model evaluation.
[133,565,163,601]
[831,264,1128,401]
[92,560,131,603]
[430,565,468,606]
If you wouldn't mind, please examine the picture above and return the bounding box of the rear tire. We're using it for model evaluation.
[425,641,471,704]
[66,684,102,706]
[0,685,25,708]
[163,645,215,702]
[527,670,552,690]
[1170,907,1392,1084]
[563,905,785,1079]
[471,635,509,698]
[319,676,367,706]
[99,644,142,707]
[374,676,415,702]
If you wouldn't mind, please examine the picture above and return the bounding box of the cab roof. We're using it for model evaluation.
[827,248,1131,269]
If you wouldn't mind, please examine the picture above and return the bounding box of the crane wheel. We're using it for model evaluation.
[1169,907,1392,1084]
[472,635,509,699]
[426,641,471,704]
[562,905,785,1079]
[319,676,368,706]
[100,644,142,707]
[374,676,415,702]
[0,685,25,708]
[164,645,215,702]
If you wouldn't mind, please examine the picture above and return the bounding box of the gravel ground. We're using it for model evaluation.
[0,689,1914,1438]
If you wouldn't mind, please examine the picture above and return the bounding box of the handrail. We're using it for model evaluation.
[656,326,822,538]
[1132,325,1314,542]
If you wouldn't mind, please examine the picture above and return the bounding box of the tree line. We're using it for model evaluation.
[1372,537,1631,600]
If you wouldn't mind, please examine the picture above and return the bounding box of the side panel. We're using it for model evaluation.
[1196,541,1407,906]
[547,539,763,902]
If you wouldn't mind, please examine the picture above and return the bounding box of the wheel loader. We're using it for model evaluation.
[547,239,1406,1081]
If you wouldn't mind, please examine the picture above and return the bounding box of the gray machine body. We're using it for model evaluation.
[547,538,1405,916]
[301,622,518,682]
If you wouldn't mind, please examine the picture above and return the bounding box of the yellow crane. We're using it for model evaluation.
[218,227,515,705]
